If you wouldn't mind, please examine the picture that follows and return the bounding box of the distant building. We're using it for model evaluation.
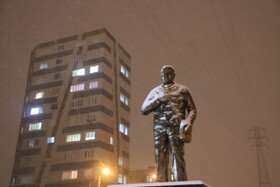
[10,28,131,187]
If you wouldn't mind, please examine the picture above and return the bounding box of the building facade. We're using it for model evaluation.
[10,28,131,187]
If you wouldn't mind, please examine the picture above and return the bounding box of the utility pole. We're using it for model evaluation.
[248,126,272,187]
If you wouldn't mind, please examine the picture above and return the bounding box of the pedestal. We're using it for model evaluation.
[108,180,211,187]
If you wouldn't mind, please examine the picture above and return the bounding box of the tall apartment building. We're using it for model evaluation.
[10,28,131,187]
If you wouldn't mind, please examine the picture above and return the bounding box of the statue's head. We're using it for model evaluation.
[160,65,175,85]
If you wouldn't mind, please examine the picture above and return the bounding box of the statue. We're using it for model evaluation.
[141,65,197,182]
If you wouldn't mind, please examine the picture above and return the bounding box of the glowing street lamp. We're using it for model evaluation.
[98,167,111,187]
[102,168,111,175]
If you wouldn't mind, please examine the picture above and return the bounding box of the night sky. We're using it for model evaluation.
[0,0,279,187]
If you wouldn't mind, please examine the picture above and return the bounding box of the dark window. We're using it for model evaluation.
[84,150,94,158]
[58,45,64,50]
[27,139,39,147]
[56,59,63,64]
[52,88,59,94]
[54,73,61,79]
[51,104,58,110]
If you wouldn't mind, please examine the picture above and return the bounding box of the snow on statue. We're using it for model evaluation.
[141,65,197,182]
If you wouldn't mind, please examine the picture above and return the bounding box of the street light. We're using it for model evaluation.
[88,165,111,187]
[98,166,111,187]
[152,173,157,182]
[102,168,111,175]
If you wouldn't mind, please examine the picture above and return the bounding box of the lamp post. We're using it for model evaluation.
[97,167,111,187]
[89,166,111,187]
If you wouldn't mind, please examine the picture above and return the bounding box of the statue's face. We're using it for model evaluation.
[161,68,175,85]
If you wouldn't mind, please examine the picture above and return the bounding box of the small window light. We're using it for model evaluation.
[35,92,44,99]
[30,107,43,115]
[47,137,55,143]
[90,65,99,73]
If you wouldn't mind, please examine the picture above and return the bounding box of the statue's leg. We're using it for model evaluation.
[168,126,187,181]
[154,124,169,182]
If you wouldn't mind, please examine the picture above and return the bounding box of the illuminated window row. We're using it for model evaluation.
[72,65,99,77]
[119,124,128,135]
[66,132,114,145]
[28,122,42,131]
[26,136,55,148]
[33,81,97,100]
[70,81,98,93]
[62,170,77,180]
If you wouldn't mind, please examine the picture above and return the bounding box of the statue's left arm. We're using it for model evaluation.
[186,90,197,124]
[180,90,197,129]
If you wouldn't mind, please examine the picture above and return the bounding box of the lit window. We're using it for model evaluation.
[29,122,42,131]
[147,176,152,182]
[47,137,55,143]
[30,107,43,115]
[120,94,129,106]
[66,134,81,142]
[120,65,129,78]
[72,68,85,77]
[39,63,48,70]
[120,94,125,103]
[123,176,127,184]
[90,65,99,73]
[118,174,123,183]
[125,99,128,105]
[119,124,128,135]
[85,132,95,140]
[27,139,39,147]
[62,170,78,180]
[35,92,44,99]
[70,84,84,92]
[124,127,128,135]
[89,81,98,89]
[171,174,174,181]
[110,137,113,145]
[119,124,124,133]
[118,157,123,166]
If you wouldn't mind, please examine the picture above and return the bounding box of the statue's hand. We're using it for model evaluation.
[180,119,191,131]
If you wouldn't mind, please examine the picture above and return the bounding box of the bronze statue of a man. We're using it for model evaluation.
[141,65,197,182]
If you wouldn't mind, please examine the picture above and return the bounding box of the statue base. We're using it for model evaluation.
[108,180,211,187]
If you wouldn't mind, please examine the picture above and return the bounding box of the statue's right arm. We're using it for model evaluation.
[141,88,162,115]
